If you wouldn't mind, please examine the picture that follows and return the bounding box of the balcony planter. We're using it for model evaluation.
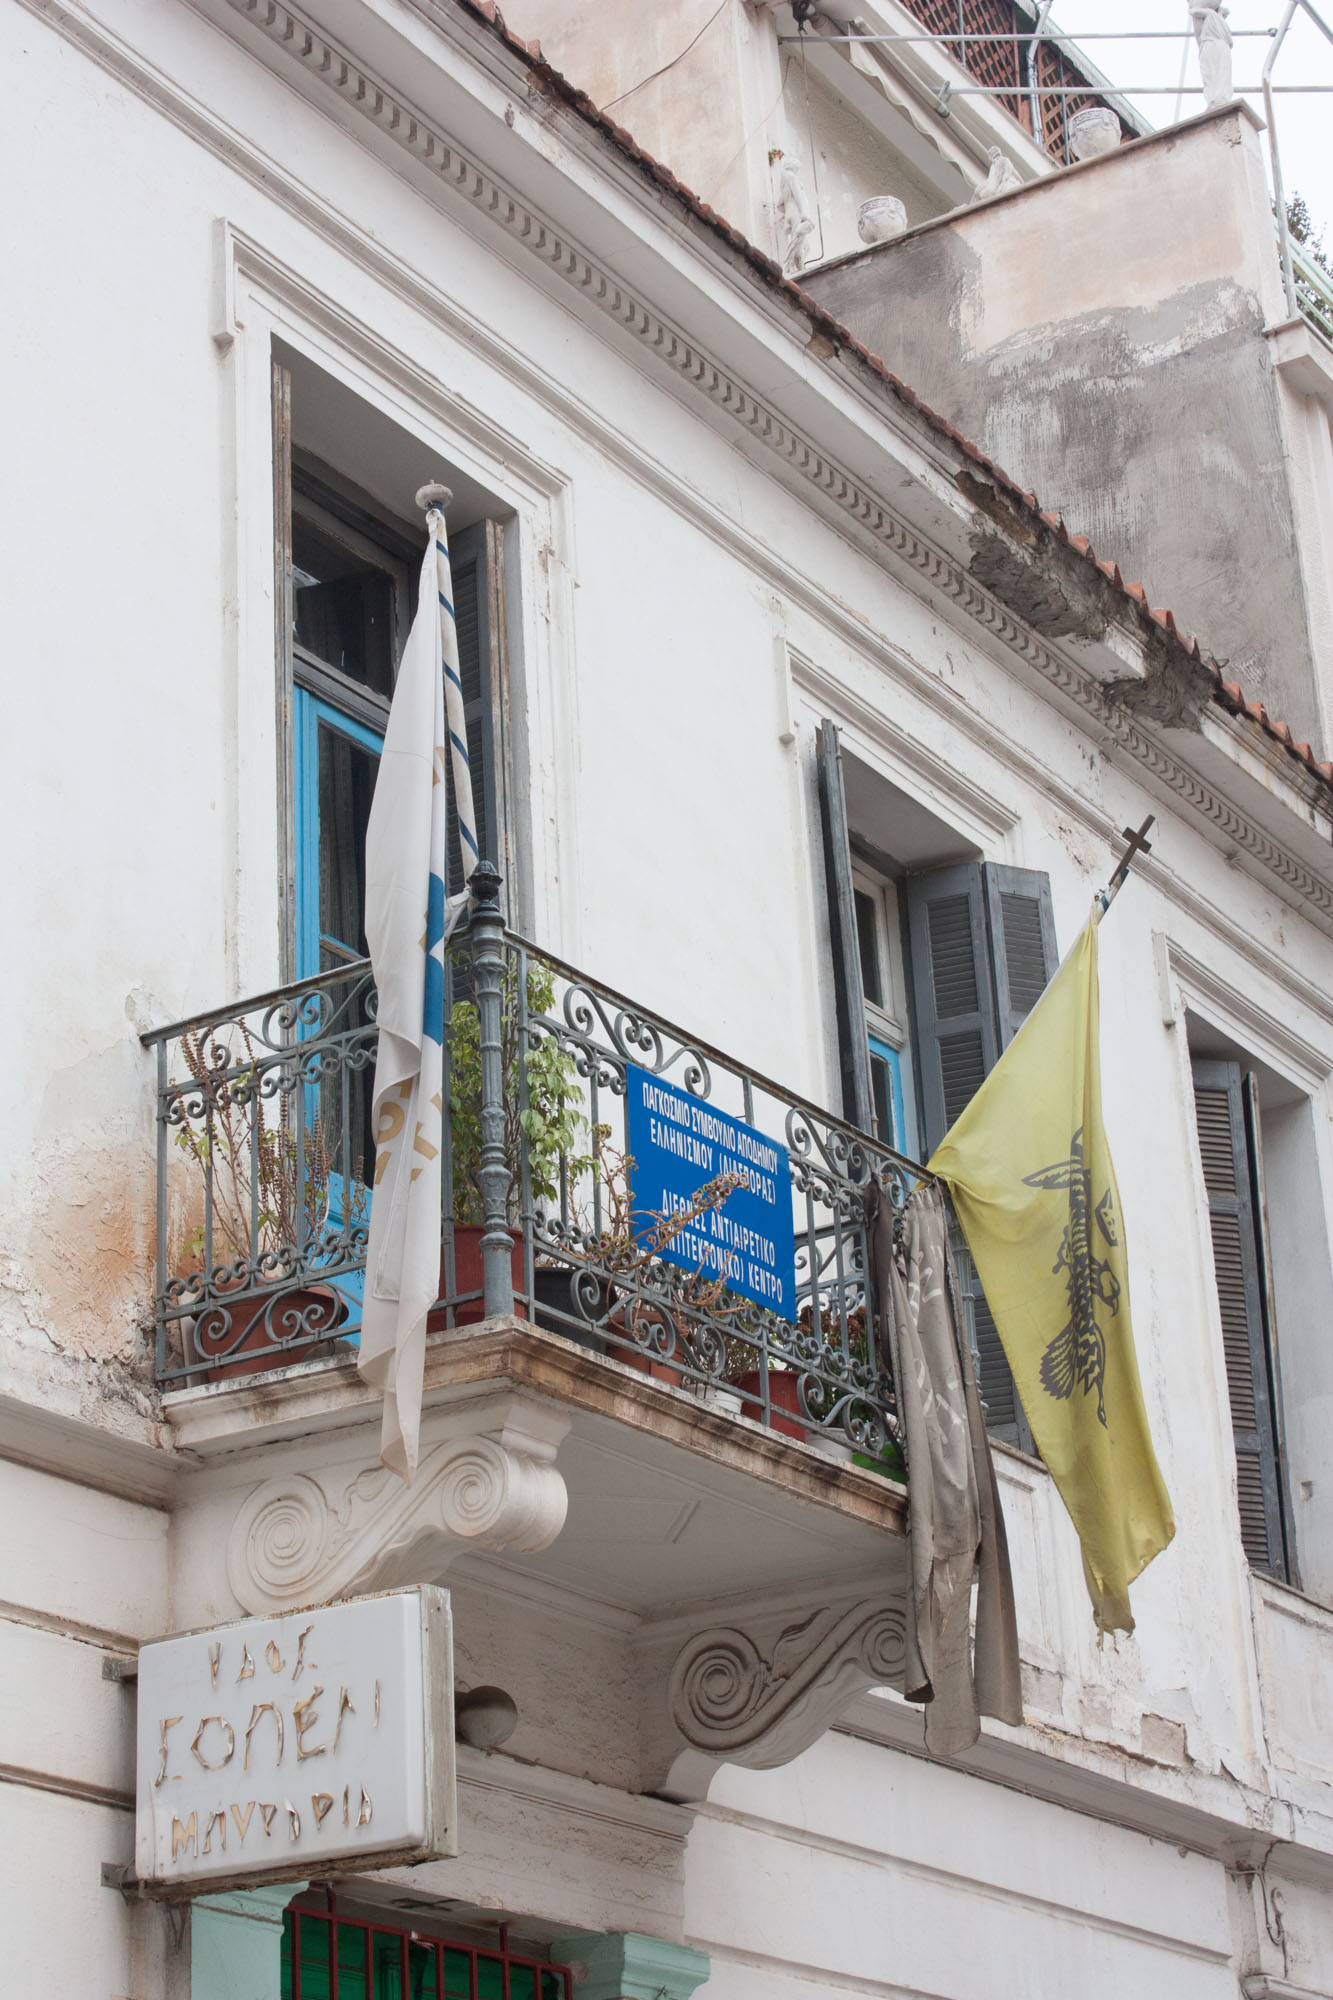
[428,1224,524,1330]
[735,1368,806,1440]
[1068,107,1121,160]
[530,1262,609,1355]
[857,195,908,245]
[192,1281,347,1382]
[606,1299,689,1384]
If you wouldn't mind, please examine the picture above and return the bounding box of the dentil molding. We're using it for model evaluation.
[226,1423,568,1613]
[220,0,1333,930]
[23,0,1333,931]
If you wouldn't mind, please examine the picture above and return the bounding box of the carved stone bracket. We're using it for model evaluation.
[226,1411,569,1615]
[642,1593,906,1798]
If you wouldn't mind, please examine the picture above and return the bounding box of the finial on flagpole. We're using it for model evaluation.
[1097,815,1155,916]
[416,481,453,513]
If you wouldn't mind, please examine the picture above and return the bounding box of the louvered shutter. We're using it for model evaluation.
[443,521,507,903]
[1191,1058,1288,1579]
[904,862,1057,1450]
[904,863,1000,1153]
[817,722,875,1132]
[986,865,1059,1048]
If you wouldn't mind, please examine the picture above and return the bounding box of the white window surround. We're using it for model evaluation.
[213,218,581,974]
[1161,933,1333,1610]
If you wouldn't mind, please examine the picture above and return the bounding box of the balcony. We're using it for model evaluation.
[146,895,916,1787]
[145,900,914,1464]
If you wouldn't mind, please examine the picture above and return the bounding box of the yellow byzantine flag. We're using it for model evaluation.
[929,909,1173,1634]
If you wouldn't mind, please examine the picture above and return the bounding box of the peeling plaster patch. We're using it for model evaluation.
[1107,645,1215,732]
[5,1029,158,1365]
[1140,1713,1190,1766]
[967,529,1104,644]
[25,1153,153,1362]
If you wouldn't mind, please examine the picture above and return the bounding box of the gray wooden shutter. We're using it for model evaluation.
[817,721,874,1131]
[1191,1058,1289,1579]
[904,862,1057,1451]
[444,521,509,907]
[986,865,1059,1048]
[903,862,1000,1154]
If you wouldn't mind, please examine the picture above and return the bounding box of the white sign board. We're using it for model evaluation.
[135,1587,455,1892]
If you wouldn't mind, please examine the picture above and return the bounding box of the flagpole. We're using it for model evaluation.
[1096,816,1155,917]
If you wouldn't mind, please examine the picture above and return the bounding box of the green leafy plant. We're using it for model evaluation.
[447,959,594,1225]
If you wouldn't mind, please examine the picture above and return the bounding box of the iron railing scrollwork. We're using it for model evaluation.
[145,900,918,1466]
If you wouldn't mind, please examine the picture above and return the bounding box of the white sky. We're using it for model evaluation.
[1051,0,1332,239]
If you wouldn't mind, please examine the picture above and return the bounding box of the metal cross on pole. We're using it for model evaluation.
[1098,816,1155,914]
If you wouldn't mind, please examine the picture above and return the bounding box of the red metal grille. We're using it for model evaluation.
[281,1906,573,2000]
[892,0,1120,160]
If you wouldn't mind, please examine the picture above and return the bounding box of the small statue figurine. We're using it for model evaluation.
[971,146,1022,205]
[775,151,817,275]
[1189,0,1234,111]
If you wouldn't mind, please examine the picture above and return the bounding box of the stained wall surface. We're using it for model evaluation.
[806,106,1331,751]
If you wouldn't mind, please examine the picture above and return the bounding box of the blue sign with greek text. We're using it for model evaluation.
[624,1064,796,1317]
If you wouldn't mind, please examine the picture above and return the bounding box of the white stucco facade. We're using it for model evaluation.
[5,2,1333,1996]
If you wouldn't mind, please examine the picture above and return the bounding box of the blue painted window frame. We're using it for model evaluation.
[867,1032,912,1157]
[293,689,385,983]
[293,690,385,1334]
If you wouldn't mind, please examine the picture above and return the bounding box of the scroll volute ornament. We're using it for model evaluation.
[226,1416,568,1615]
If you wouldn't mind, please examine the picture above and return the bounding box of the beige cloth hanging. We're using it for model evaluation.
[866,1179,1022,1756]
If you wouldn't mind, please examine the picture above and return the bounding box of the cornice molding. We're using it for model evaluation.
[24,0,1333,933]
[216,0,1333,931]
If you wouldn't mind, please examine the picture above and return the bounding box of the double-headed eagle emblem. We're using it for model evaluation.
[1023,1128,1120,1426]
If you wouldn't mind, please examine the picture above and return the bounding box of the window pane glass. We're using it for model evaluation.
[854,888,883,1007]
[299,1916,332,2000]
[540,1974,565,2000]
[476,1956,504,2000]
[293,513,396,698]
[869,1050,895,1150]
[317,721,379,962]
[408,1940,438,2000]
[373,1930,405,2000]
[338,1925,369,2000]
[443,1948,472,1999]
[509,1968,536,2000]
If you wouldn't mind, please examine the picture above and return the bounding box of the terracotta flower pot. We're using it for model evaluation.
[193,1281,346,1382]
[735,1368,806,1440]
[605,1300,687,1384]
[428,1223,526,1330]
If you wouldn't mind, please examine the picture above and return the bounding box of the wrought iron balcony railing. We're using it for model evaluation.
[144,879,917,1464]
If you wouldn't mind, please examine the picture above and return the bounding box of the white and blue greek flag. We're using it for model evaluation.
[359,483,478,1480]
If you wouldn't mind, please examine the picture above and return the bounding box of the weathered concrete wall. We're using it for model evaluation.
[805,106,1327,750]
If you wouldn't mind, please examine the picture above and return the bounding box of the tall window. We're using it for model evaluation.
[816,719,1058,1448]
[272,354,513,985]
[281,1908,570,2000]
[852,870,918,1160]
[1191,1056,1292,1581]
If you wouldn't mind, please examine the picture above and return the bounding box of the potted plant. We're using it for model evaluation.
[567,1130,744,1383]
[171,1030,357,1379]
[434,956,593,1328]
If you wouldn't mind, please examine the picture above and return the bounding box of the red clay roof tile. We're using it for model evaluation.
[454,0,1331,800]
